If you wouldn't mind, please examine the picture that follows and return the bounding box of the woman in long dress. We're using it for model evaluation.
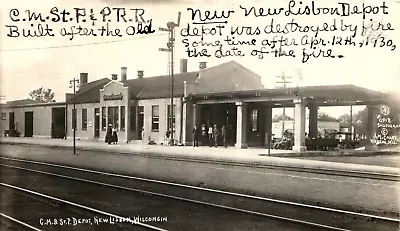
[112,128,118,144]
[105,125,112,144]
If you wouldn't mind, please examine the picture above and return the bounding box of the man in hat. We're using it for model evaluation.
[213,124,220,147]
[221,125,227,148]
[208,124,213,147]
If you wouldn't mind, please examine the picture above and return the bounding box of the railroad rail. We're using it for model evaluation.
[1,157,399,231]
[0,212,41,231]
[0,183,166,231]
[89,150,400,181]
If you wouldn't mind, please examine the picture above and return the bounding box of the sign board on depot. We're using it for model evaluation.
[374,104,399,145]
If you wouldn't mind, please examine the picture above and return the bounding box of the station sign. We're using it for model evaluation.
[374,105,399,145]
[103,94,123,101]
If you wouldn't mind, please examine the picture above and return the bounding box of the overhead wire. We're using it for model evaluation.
[0,33,167,52]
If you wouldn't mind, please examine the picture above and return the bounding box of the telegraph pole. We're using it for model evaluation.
[159,12,181,146]
[69,78,79,155]
[276,73,292,138]
[350,103,353,140]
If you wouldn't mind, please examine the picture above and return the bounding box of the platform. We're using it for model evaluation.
[0,137,399,175]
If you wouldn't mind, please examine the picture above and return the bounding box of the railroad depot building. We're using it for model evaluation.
[0,59,397,151]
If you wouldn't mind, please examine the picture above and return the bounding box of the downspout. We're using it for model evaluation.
[180,81,188,145]
[179,97,184,144]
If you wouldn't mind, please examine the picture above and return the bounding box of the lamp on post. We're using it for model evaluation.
[69,78,80,155]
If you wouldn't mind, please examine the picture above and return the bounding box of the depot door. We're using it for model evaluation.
[9,112,15,131]
[25,112,33,137]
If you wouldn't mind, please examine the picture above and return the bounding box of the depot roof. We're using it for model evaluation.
[188,84,389,106]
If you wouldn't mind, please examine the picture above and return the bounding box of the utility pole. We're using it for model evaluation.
[69,78,80,155]
[159,12,181,146]
[350,103,353,140]
[276,72,292,138]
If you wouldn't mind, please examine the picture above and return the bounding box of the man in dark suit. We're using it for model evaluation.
[192,124,200,147]
[221,125,227,148]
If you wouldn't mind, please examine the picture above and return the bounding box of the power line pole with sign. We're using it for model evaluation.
[276,73,292,138]
[159,12,181,146]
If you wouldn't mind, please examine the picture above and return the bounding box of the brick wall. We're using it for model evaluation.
[139,97,183,144]
[66,102,99,140]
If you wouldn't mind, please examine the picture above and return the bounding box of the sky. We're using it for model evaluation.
[0,0,399,118]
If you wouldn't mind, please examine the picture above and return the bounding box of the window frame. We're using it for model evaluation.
[120,106,125,131]
[101,107,106,131]
[107,106,119,130]
[167,105,176,132]
[151,105,160,132]
[82,108,87,131]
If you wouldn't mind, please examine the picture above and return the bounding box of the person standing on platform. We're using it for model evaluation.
[208,125,213,147]
[192,124,200,147]
[141,127,145,143]
[201,124,207,146]
[221,125,227,148]
[112,127,118,144]
[105,124,112,145]
[213,124,220,147]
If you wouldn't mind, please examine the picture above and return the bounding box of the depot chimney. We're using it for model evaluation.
[199,62,207,70]
[121,67,127,82]
[111,74,118,80]
[80,73,88,84]
[180,59,188,73]
[137,70,144,79]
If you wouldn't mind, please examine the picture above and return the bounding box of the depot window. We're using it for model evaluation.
[120,106,125,131]
[82,108,87,131]
[1,113,6,120]
[101,107,106,131]
[152,105,159,131]
[108,106,119,130]
[167,105,176,131]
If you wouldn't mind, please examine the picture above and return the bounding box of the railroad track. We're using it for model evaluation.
[0,157,399,231]
[0,183,165,231]
[2,143,399,182]
[76,150,400,182]
[96,152,400,182]
[148,155,400,182]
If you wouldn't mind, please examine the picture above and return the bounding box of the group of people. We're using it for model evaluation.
[105,123,228,147]
[105,124,119,145]
[192,124,228,148]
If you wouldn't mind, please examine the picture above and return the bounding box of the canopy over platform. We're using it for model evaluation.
[187,84,389,107]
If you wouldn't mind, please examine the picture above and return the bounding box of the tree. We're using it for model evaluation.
[340,104,400,137]
[338,113,351,123]
[272,114,293,122]
[29,87,55,103]
[338,108,369,135]
[318,112,338,122]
